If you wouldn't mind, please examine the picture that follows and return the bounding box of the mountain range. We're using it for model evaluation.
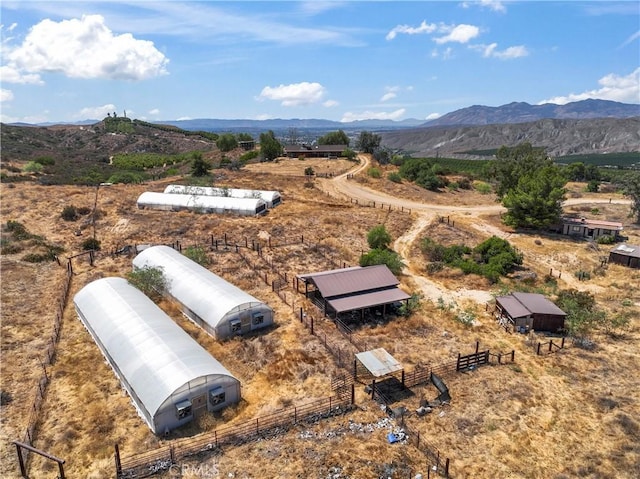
[18,99,639,131]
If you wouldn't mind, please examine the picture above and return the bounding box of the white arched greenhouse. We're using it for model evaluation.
[163,184,282,208]
[73,277,241,434]
[133,245,275,340]
[136,191,267,216]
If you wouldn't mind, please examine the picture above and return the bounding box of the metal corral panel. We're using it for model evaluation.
[73,277,240,434]
[298,265,400,298]
[137,191,267,216]
[133,245,274,340]
[163,185,281,208]
[327,288,411,314]
[356,348,403,378]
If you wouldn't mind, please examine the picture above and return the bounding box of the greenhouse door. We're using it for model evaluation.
[192,394,207,418]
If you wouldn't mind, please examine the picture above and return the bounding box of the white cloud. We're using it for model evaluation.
[380,92,397,102]
[341,108,406,122]
[538,68,640,105]
[1,89,14,102]
[0,65,44,84]
[462,1,507,13]
[74,103,117,120]
[6,15,169,81]
[176,116,192,121]
[434,24,480,44]
[470,43,529,59]
[323,99,339,107]
[386,20,438,40]
[257,82,326,106]
[425,112,441,120]
[149,108,160,115]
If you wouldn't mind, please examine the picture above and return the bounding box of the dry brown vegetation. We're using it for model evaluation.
[1,157,639,479]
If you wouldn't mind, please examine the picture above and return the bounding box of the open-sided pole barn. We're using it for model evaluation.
[296,265,410,320]
[73,277,241,434]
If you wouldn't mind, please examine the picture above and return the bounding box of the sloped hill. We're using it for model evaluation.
[380,117,640,158]
[0,120,218,164]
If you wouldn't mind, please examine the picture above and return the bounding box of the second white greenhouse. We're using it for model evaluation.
[133,245,275,340]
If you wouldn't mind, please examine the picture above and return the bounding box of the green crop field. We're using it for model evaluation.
[555,152,640,169]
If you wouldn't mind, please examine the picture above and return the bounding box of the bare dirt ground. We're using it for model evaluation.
[1,155,639,479]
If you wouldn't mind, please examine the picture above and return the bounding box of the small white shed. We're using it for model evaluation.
[133,245,275,340]
[163,184,282,208]
[136,191,267,216]
[73,277,241,434]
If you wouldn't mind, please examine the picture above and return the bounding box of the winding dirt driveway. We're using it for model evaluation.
[317,154,632,306]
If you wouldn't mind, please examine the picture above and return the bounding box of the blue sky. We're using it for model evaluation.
[1,0,639,124]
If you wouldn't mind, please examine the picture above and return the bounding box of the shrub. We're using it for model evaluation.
[127,266,167,300]
[359,249,404,275]
[367,225,392,250]
[304,167,315,176]
[107,172,145,184]
[183,245,210,266]
[61,205,78,221]
[596,235,616,245]
[367,167,381,178]
[34,156,55,166]
[474,181,492,194]
[23,161,43,173]
[388,172,402,183]
[5,221,32,240]
[81,238,101,251]
[458,177,472,189]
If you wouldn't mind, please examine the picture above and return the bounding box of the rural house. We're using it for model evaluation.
[608,243,640,269]
[494,292,567,333]
[296,265,411,320]
[74,277,241,434]
[556,217,623,241]
[283,144,347,159]
[133,245,274,340]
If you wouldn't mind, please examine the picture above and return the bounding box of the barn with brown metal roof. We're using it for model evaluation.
[494,292,567,333]
[296,265,411,320]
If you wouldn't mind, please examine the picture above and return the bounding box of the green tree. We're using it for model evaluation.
[372,147,392,165]
[489,142,553,198]
[317,130,349,146]
[216,133,238,152]
[342,148,357,161]
[355,131,381,154]
[237,132,253,142]
[502,165,566,229]
[555,289,603,345]
[367,225,392,250]
[190,152,212,177]
[127,266,168,301]
[617,172,640,223]
[304,166,315,177]
[183,245,210,266]
[259,130,283,161]
[359,249,404,275]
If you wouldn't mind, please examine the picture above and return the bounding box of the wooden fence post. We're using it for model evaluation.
[114,444,122,477]
[537,343,541,355]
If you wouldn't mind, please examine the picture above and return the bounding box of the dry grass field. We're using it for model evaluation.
[1,156,639,479]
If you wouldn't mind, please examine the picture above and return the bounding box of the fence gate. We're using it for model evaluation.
[456,350,490,371]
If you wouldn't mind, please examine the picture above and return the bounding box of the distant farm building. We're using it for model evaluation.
[163,184,281,208]
[494,292,567,333]
[609,243,640,269]
[73,277,241,434]
[556,217,623,241]
[296,265,411,320]
[136,191,267,216]
[283,144,347,159]
[133,245,274,340]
